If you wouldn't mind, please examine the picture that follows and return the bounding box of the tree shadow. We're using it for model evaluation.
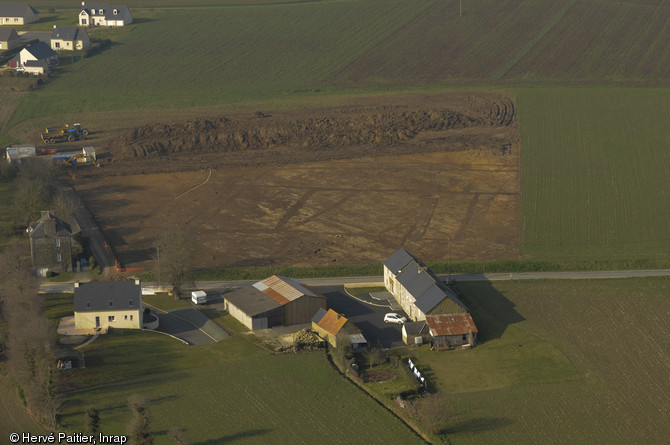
[442,416,513,435]
[195,429,272,445]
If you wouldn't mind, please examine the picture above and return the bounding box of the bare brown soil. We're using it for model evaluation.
[70,92,520,270]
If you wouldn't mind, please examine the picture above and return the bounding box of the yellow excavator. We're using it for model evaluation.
[65,153,100,168]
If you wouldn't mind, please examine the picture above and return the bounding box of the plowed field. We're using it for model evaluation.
[71,92,520,269]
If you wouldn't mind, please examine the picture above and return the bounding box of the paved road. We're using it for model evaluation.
[152,309,215,346]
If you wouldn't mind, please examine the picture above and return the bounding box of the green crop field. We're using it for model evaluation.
[61,332,422,444]
[412,278,670,444]
[517,87,670,263]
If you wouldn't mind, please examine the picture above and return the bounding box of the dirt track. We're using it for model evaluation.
[72,92,521,269]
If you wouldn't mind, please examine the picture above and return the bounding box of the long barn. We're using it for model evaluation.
[223,275,326,330]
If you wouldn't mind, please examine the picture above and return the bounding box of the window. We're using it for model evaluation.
[108,301,113,307]
[128,300,134,307]
[108,315,115,322]
[99,9,103,14]
[113,9,118,15]
[91,10,95,15]
[81,19,87,25]
[130,315,133,321]
[86,302,91,309]
[54,42,60,49]
[124,315,128,320]
[462,334,467,342]
[55,253,61,262]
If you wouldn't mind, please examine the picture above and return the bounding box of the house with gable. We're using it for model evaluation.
[10,41,57,73]
[73,280,143,333]
[26,210,77,277]
[0,4,39,25]
[79,2,133,27]
[312,308,367,350]
[223,275,326,330]
[0,28,21,51]
[50,25,90,51]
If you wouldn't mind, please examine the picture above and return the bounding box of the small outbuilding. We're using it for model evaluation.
[223,275,326,330]
[0,28,20,51]
[402,320,429,346]
[312,308,367,350]
[426,313,478,349]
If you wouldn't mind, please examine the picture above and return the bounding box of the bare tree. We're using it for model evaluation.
[85,407,100,435]
[0,237,35,294]
[416,393,451,435]
[154,229,195,299]
[363,347,387,368]
[168,427,190,445]
[127,395,153,445]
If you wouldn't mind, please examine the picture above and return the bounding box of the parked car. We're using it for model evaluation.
[191,290,207,305]
[384,313,406,324]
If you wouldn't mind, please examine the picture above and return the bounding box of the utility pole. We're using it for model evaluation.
[460,0,462,17]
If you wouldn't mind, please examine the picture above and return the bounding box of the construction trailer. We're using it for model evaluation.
[5,144,36,164]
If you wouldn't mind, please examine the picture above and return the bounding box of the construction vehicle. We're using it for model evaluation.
[65,153,99,168]
[41,124,87,144]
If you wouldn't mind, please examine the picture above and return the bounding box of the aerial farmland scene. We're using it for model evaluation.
[1,0,670,444]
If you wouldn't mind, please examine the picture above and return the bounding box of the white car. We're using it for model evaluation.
[384,313,407,324]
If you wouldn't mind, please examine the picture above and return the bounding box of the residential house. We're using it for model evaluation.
[0,28,20,51]
[312,308,367,350]
[425,313,478,348]
[0,4,39,25]
[27,210,76,277]
[79,2,132,27]
[223,275,326,330]
[50,25,90,51]
[10,41,57,73]
[73,280,143,333]
[383,248,467,321]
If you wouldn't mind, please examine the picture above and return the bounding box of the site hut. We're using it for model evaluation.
[0,28,20,51]
[79,2,133,27]
[312,308,367,350]
[425,313,478,349]
[223,275,326,330]
[0,4,39,25]
[73,280,143,334]
[50,25,90,51]
[26,210,78,277]
[402,320,429,346]
[383,248,467,322]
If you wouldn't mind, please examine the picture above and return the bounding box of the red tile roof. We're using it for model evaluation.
[316,309,348,336]
[426,313,478,336]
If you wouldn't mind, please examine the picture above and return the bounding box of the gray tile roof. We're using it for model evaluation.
[0,28,20,40]
[224,285,281,317]
[51,26,86,41]
[81,3,131,21]
[27,211,72,238]
[383,248,415,274]
[0,4,38,18]
[24,41,56,60]
[403,321,427,336]
[74,281,142,312]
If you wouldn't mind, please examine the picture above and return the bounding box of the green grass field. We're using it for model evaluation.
[412,278,670,443]
[61,332,422,444]
[517,87,670,262]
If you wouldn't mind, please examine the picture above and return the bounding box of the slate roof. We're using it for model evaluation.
[315,309,348,336]
[80,3,132,21]
[426,313,478,336]
[403,321,428,336]
[0,4,38,18]
[27,211,73,238]
[23,41,56,60]
[385,247,467,315]
[0,28,20,40]
[51,26,87,41]
[74,281,142,312]
[224,285,280,317]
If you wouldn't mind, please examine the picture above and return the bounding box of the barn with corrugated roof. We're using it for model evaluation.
[223,275,326,330]
[426,313,478,348]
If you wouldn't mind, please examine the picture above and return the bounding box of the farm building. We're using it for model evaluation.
[383,248,467,321]
[312,308,367,350]
[223,275,326,330]
[0,4,39,25]
[50,25,90,51]
[73,280,143,333]
[26,210,77,277]
[10,41,57,72]
[426,313,478,349]
[79,2,133,27]
[0,28,20,51]
[402,320,429,346]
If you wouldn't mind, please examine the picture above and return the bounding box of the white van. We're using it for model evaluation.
[191,290,207,305]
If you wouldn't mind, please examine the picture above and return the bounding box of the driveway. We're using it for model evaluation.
[149,305,229,346]
[315,285,408,349]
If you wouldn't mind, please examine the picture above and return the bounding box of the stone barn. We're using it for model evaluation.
[312,308,367,350]
[27,211,77,277]
[426,313,478,349]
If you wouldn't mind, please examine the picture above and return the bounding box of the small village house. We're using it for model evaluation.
[312,308,367,350]
[426,313,478,349]
[73,280,143,333]
[50,25,90,51]
[383,248,467,321]
[0,4,39,25]
[79,2,133,27]
[0,28,20,51]
[26,210,77,277]
[10,41,57,74]
[223,275,326,330]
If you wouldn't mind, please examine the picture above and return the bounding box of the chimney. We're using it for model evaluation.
[74,282,79,288]
[53,25,56,28]
[82,1,86,5]
[135,278,140,286]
